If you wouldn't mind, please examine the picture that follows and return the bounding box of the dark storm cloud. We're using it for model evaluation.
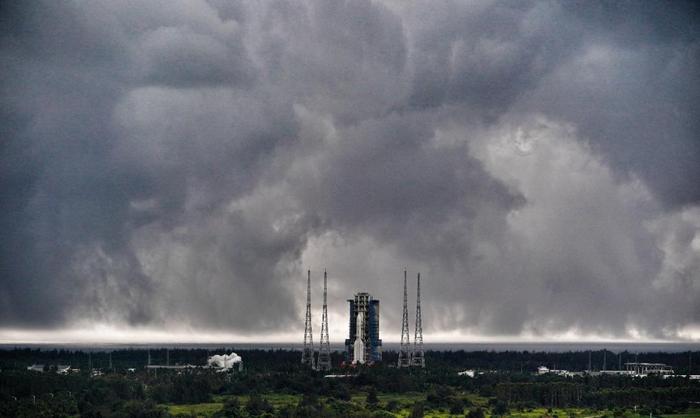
[292,111,522,263]
[1,1,140,326]
[522,0,700,207]
[0,0,698,339]
[134,26,254,87]
[407,1,577,113]
[405,1,700,207]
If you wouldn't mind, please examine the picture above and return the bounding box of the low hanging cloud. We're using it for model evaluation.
[0,0,698,341]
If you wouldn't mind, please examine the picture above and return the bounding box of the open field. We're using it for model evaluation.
[165,394,700,418]
[167,401,224,416]
[166,392,477,416]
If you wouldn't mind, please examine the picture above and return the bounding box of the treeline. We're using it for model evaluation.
[493,380,700,410]
[0,348,343,373]
[2,348,697,374]
[1,348,699,417]
[2,367,698,417]
[427,349,698,374]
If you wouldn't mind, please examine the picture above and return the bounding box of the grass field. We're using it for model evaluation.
[167,401,223,416]
[658,410,700,418]
[165,395,700,418]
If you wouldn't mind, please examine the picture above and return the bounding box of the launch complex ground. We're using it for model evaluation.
[301,269,425,371]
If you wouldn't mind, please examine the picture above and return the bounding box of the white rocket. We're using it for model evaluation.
[353,311,365,364]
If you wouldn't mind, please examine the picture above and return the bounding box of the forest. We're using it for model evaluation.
[0,348,698,417]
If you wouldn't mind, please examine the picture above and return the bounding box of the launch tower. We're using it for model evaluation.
[398,269,412,368]
[301,270,315,369]
[317,270,332,371]
[411,273,425,368]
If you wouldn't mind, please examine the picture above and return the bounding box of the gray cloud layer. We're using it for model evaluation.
[0,0,698,339]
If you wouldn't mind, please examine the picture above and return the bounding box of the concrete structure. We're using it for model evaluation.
[368,298,381,361]
[537,366,580,377]
[534,362,677,378]
[27,364,72,373]
[27,364,45,372]
[625,362,674,375]
[458,369,496,377]
[598,370,634,376]
[346,292,382,364]
[146,364,198,370]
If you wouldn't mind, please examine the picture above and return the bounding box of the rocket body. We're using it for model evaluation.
[353,311,365,364]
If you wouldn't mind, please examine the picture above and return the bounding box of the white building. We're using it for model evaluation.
[207,353,243,371]
[27,364,45,372]
[625,362,674,376]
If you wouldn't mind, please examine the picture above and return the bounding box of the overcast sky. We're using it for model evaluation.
[1,0,698,343]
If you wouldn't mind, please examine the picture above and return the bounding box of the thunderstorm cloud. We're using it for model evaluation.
[0,0,698,341]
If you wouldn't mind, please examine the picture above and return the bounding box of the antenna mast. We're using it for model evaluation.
[317,269,331,371]
[302,270,315,369]
[411,273,425,368]
[398,269,411,368]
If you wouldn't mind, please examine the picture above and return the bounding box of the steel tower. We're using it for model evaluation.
[301,269,316,369]
[411,273,425,368]
[317,269,331,371]
[398,269,412,368]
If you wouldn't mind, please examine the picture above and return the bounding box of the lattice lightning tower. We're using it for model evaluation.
[411,272,425,368]
[398,269,412,368]
[301,269,316,369]
[317,269,331,371]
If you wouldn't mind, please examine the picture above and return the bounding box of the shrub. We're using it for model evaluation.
[409,401,424,418]
[467,407,485,418]
[385,400,400,412]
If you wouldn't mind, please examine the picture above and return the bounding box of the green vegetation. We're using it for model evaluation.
[168,401,223,416]
[0,348,698,417]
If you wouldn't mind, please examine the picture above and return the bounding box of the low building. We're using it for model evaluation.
[537,366,581,377]
[625,362,674,376]
[599,370,634,376]
[27,364,45,372]
[28,364,74,373]
[207,353,243,372]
